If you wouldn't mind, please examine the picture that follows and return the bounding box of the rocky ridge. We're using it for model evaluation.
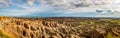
[0,17,120,38]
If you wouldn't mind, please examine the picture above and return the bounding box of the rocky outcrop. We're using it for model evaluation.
[0,17,120,38]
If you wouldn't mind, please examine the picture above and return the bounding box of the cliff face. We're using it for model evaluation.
[0,17,120,38]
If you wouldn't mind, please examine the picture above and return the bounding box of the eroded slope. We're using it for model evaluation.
[0,17,120,38]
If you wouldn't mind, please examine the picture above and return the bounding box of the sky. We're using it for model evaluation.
[0,0,120,17]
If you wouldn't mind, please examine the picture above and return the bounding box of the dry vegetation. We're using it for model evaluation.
[0,16,120,38]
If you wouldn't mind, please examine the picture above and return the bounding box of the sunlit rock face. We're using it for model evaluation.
[0,17,120,38]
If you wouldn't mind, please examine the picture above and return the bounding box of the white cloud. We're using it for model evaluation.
[0,0,9,8]
[0,3,58,16]
[39,0,120,15]
[27,0,35,6]
[0,0,120,17]
[61,7,98,14]
[40,0,114,8]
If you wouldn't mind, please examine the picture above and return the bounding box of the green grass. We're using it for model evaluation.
[0,30,14,38]
[106,32,120,38]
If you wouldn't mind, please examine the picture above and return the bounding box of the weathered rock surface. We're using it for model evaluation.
[0,17,120,38]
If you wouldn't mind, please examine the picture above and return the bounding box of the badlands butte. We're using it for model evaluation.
[0,16,120,38]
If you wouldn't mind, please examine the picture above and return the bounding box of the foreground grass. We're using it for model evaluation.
[0,30,14,38]
[106,32,120,38]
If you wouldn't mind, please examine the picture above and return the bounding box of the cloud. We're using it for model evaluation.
[0,0,9,8]
[27,0,35,6]
[40,0,114,9]
[0,0,120,17]
[0,2,61,16]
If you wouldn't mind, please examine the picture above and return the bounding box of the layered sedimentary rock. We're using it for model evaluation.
[0,17,120,38]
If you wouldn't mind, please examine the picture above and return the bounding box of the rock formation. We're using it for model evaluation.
[0,17,120,38]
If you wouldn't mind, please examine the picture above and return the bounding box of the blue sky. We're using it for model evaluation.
[0,0,120,17]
